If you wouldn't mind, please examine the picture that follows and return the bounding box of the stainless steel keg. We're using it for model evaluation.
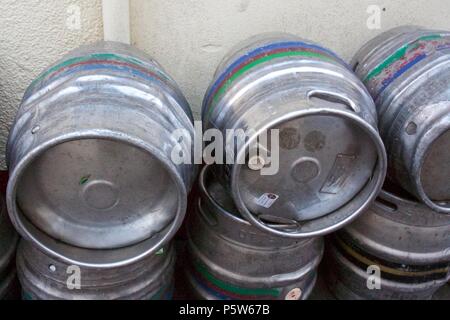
[202,33,387,238]
[185,165,324,300]
[17,240,175,300]
[0,195,19,299]
[6,41,195,267]
[324,237,449,300]
[352,26,450,213]
[324,183,450,300]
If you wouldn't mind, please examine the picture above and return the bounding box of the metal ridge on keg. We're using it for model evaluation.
[17,240,175,300]
[339,182,450,266]
[202,33,387,238]
[324,236,450,300]
[352,26,450,213]
[185,165,324,300]
[202,38,348,121]
[6,41,195,267]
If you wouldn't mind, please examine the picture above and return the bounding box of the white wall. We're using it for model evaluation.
[1,0,450,169]
[130,0,450,119]
[0,0,103,169]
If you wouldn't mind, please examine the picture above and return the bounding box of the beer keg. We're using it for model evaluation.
[17,240,175,300]
[7,42,195,267]
[202,33,387,238]
[185,165,323,300]
[352,26,450,213]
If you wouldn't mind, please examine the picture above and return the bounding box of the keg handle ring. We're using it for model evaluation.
[256,214,302,232]
[307,89,360,113]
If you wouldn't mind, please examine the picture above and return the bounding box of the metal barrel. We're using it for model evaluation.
[17,239,175,300]
[184,165,324,300]
[0,195,19,299]
[202,33,387,238]
[6,41,195,267]
[323,183,450,300]
[324,237,449,300]
[339,183,450,266]
[352,26,450,213]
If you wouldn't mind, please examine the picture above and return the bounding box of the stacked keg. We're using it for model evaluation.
[184,33,387,300]
[6,42,195,299]
[324,26,450,300]
[18,241,175,300]
[185,165,323,300]
[0,196,19,299]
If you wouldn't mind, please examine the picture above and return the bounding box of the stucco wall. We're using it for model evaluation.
[130,0,450,120]
[0,0,103,169]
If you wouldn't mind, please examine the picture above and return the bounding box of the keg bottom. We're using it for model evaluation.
[420,129,450,212]
[230,109,387,238]
[7,133,187,267]
[14,138,181,249]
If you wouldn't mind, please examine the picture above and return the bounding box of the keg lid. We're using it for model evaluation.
[230,107,387,238]
[10,137,186,251]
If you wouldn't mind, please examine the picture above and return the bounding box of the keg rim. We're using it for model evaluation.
[230,108,387,238]
[6,129,187,268]
[198,165,332,235]
[412,123,450,214]
[198,164,251,227]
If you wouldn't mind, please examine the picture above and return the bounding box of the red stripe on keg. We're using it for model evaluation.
[204,46,335,117]
[44,59,169,86]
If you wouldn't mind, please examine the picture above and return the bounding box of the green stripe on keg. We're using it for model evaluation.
[194,261,281,297]
[30,53,169,88]
[364,34,443,82]
[207,50,334,120]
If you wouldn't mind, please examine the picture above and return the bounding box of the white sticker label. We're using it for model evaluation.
[256,193,279,208]
[285,288,302,300]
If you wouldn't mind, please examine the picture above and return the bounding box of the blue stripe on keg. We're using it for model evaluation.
[375,53,427,99]
[202,41,347,114]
